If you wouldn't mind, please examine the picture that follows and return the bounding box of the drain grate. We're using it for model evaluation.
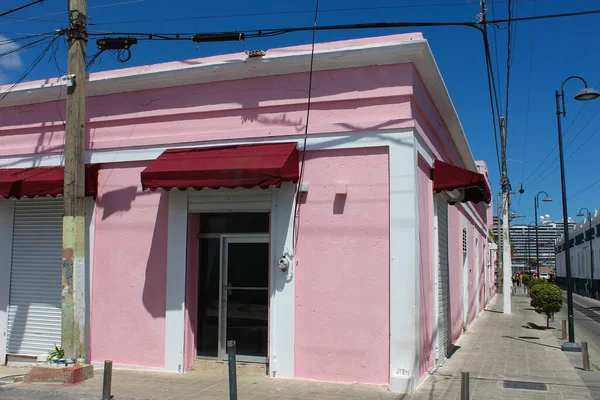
[503,380,548,391]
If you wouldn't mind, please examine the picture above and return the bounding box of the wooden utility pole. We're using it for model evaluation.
[500,117,512,314]
[63,0,87,361]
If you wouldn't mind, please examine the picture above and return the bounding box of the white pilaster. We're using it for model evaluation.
[164,190,188,372]
[389,134,420,393]
[269,183,296,378]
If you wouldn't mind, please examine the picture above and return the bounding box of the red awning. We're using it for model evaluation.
[141,143,300,191]
[0,164,99,199]
[432,159,491,204]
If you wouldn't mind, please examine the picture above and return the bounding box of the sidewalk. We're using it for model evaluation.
[555,291,600,399]
[0,292,595,399]
[411,290,594,399]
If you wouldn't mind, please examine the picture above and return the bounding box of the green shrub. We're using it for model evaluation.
[530,283,563,328]
[527,277,547,288]
[521,273,531,287]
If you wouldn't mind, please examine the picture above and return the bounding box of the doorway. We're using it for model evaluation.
[196,213,270,363]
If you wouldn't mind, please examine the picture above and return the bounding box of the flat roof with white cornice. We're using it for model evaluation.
[0,33,476,170]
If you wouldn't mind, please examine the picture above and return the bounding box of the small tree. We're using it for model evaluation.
[530,283,563,328]
[526,277,547,288]
[521,273,531,287]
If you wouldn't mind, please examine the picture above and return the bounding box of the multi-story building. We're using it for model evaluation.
[510,220,571,271]
[556,211,599,298]
[494,216,571,272]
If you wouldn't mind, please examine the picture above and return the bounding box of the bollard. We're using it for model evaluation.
[582,342,591,371]
[227,340,238,400]
[561,320,567,341]
[461,371,470,400]
[102,360,113,400]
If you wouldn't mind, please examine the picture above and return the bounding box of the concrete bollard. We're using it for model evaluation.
[102,360,112,400]
[561,320,567,341]
[582,342,591,371]
[227,340,238,400]
[461,371,470,400]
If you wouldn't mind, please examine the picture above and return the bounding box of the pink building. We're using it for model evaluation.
[0,33,495,393]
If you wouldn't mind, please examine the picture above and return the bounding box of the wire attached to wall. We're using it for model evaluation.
[292,0,319,249]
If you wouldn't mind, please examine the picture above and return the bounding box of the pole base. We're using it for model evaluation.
[561,342,582,352]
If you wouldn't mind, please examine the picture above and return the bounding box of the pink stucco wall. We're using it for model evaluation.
[417,157,434,379]
[90,163,167,367]
[447,206,464,344]
[294,147,389,385]
[467,227,477,325]
[0,63,414,158]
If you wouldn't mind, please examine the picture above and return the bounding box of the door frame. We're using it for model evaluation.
[218,234,270,363]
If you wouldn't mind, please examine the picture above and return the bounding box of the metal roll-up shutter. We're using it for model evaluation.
[435,196,450,363]
[7,197,63,356]
[188,188,272,213]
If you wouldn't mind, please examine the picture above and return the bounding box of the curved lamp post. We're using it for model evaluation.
[556,76,600,348]
[527,221,536,272]
[534,191,552,277]
[576,207,595,298]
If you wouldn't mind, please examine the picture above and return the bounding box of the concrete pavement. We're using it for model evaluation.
[411,290,594,399]
[0,291,597,399]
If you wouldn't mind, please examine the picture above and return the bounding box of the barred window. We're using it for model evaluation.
[462,228,468,254]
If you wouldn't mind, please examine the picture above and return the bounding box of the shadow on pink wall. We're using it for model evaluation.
[90,165,168,367]
[141,193,169,320]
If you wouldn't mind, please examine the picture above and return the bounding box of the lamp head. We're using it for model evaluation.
[574,87,600,101]
[576,212,584,217]
[542,196,552,202]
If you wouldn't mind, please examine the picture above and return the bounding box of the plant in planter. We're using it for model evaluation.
[530,283,563,328]
[527,277,547,289]
[49,344,65,364]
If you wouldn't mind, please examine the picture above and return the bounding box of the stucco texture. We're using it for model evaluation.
[294,147,389,385]
[90,163,168,368]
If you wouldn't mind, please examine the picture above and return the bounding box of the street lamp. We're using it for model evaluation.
[555,76,600,349]
[534,191,552,277]
[527,221,536,273]
[576,207,595,298]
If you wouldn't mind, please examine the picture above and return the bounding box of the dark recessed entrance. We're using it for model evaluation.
[196,213,270,363]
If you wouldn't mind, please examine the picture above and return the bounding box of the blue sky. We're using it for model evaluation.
[1,0,600,225]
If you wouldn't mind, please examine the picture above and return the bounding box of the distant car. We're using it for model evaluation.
[540,273,549,280]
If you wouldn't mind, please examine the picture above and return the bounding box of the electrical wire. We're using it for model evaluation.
[0,0,44,18]
[489,0,504,115]
[0,35,51,58]
[504,0,513,133]
[90,1,533,27]
[0,0,145,26]
[567,177,600,201]
[0,36,57,103]
[480,1,502,176]
[292,0,319,248]
[516,0,537,214]
[83,7,600,42]
[524,84,600,186]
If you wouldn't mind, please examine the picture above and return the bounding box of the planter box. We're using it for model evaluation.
[25,364,94,384]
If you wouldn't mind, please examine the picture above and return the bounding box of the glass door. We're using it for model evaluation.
[219,235,269,363]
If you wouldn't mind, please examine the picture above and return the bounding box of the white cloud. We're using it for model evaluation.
[0,35,23,84]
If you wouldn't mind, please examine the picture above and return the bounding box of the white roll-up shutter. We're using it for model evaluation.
[435,196,450,362]
[188,188,272,213]
[7,197,63,356]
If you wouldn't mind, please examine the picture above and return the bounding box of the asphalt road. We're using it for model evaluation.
[556,292,600,399]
